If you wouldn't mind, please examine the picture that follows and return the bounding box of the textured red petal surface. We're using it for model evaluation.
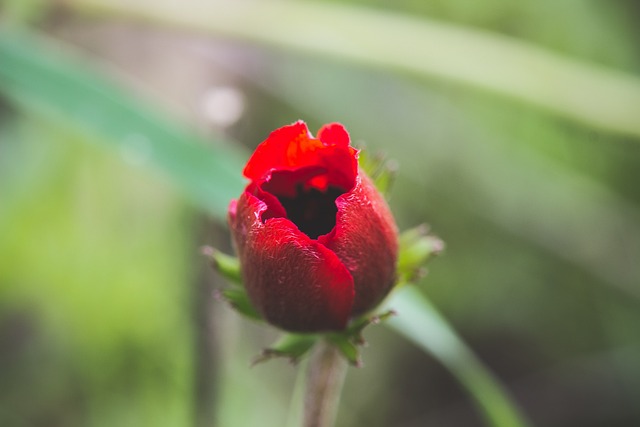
[319,172,399,315]
[230,191,355,332]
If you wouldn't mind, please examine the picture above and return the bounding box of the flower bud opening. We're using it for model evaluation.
[260,168,348,240]
[277,185,344,239]
[229,121,399,332]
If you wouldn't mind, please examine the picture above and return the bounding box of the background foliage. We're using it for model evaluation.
[1,1,640,426]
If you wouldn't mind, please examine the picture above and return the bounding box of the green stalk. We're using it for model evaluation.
[303,340,348,427]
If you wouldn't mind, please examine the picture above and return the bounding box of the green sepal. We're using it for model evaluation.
[217,288,262,321]
[397,225,444,286]
[253,333,319,365]
[346,310,396,341]
[251,310,397,366]
[328,310,396,367]
[327,334,361,366]
[372,162,397,197]
[358,147,397,197]
[202,246,242,286]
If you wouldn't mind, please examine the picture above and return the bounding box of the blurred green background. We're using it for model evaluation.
[1,0,640,426]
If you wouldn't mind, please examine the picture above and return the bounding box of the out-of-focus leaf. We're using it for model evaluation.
[385,287,532,427]
[70,0,640,140]
[0,29,247,221]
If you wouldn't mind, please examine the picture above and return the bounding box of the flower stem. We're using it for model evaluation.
[303,339,348,427]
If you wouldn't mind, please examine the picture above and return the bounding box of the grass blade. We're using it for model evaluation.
[69,0,640,140]
[0,29,246,220]
[385,287,532,427]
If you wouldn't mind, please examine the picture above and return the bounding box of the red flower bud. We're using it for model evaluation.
[228,121,398,332]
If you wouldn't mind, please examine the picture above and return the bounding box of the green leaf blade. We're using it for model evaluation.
[385,287,532,427]
[0,29,247,221]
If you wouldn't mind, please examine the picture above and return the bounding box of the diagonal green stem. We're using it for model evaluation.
[304,340,348,427]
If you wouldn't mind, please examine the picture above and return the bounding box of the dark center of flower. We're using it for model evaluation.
[276,185,344,239]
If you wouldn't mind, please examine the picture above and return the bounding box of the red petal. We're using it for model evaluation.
[318,172,399,315]
[230,191,355,332]
[243,182,287,222]
[243,121,358,192]
[243,121,312,182]
[317,123,350,147]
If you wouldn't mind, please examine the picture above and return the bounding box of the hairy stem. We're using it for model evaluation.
[304,340,348,427]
